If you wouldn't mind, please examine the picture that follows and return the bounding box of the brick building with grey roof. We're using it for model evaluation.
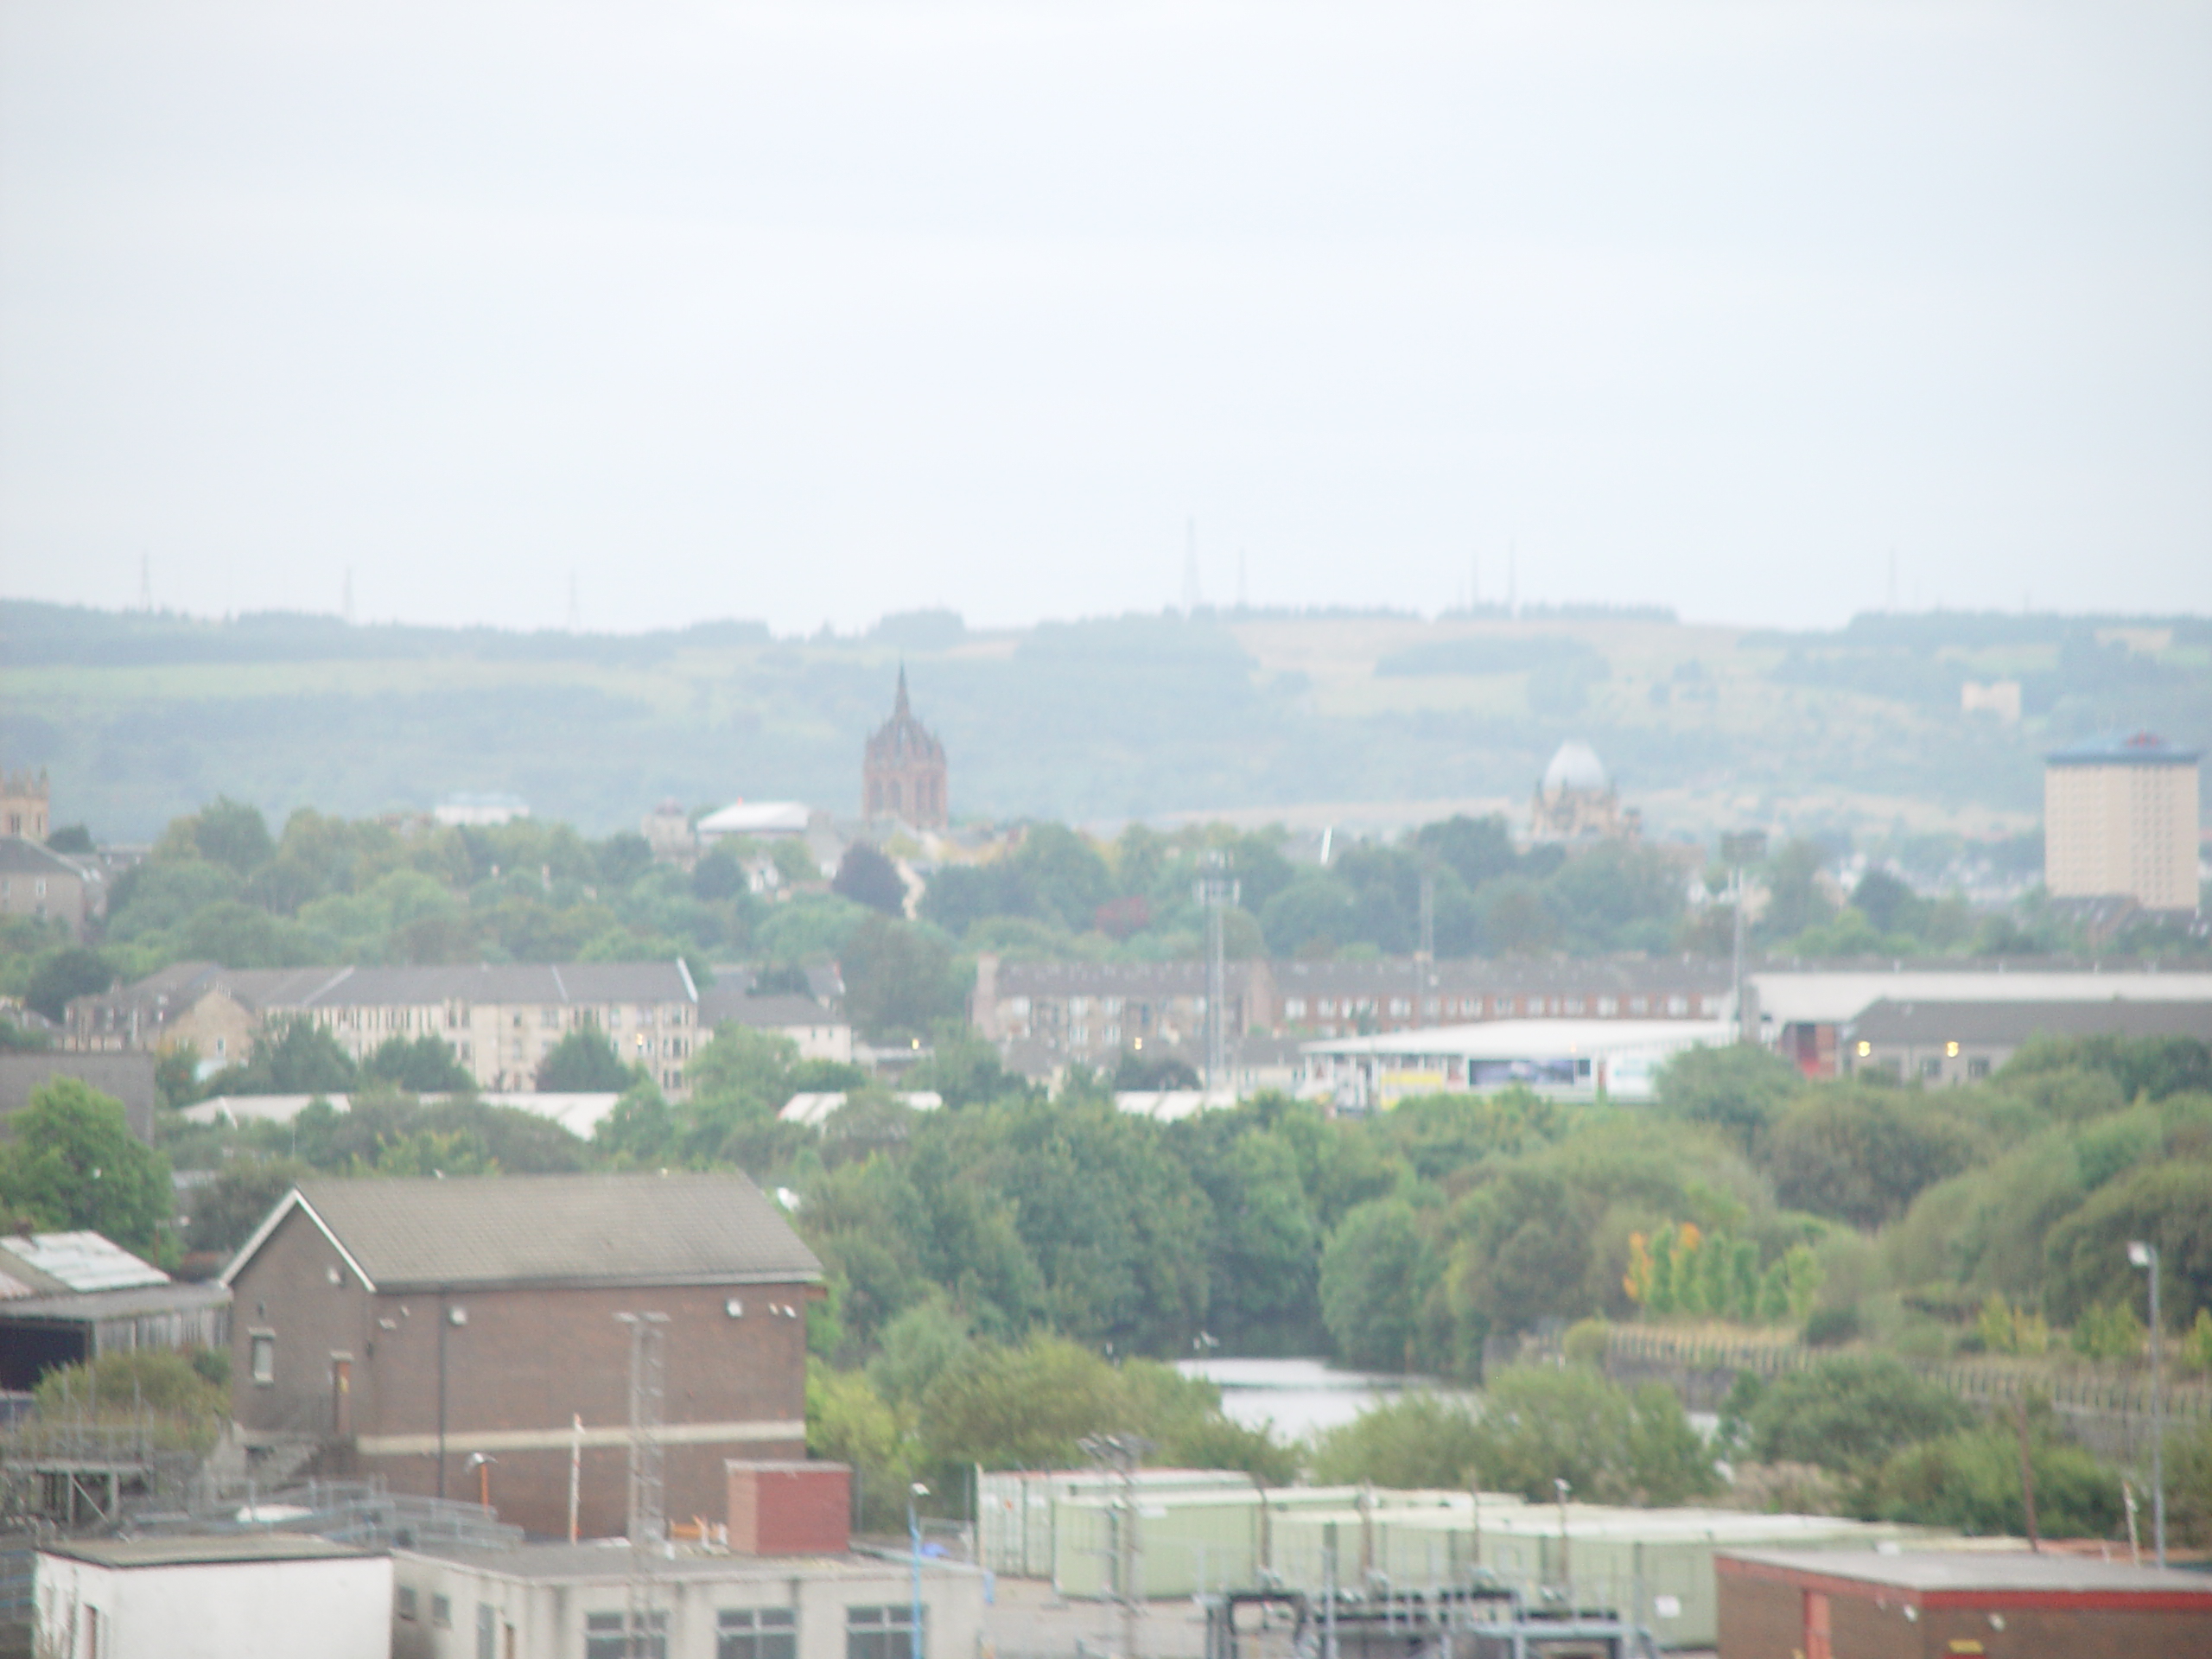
[221,1173,822,1539]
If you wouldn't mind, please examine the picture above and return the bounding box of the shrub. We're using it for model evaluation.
[1748,1355,1973,1473]
[2073,1300,2150,1364]
[1802,1306,1860,1349]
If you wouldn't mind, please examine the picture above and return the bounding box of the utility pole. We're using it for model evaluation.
[1194,852,1239,1091]
[1720,831,1766,1046]
[617,1310,670,1658]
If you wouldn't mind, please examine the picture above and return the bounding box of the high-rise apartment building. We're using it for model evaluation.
[2044,732,2201,912]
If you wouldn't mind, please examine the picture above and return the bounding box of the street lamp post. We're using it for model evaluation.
[907,1482,928,1659]
[2129,1240,2166,1567]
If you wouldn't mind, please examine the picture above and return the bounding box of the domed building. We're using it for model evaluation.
[1529,740,1640,842]
[862,667,949,829]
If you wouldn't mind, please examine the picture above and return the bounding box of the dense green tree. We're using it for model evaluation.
[1472,1366,1719,1505]
[1310,1391,1484,1489]
[2043,1160,2212,1327]
[1319,1198,1435,1370]
[1758,1085,1979,1229]
[1655,1044,1804,1152]
[25,946,111,1021]
[918,1333,1132,1469]
[0,1077,171,1254]
[361,1033,474,1093]
[839,916,966,1042]
[535,1027,636,1093]
[832,842,907,916]
[1259,874,1359,957]
[1444,1166,1599,1349]
[183,1157,311,1254]
[1179,1123,1321,1353]
[180,797,276,876]
[1007,825,1113,933]
[1414,815,1522,892]
[1757,838,1835,941]
[105,858,243,941]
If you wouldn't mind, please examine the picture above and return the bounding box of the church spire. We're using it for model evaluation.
[895,662,911,719]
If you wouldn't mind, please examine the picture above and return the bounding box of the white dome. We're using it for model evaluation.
[1542,740,1609,793]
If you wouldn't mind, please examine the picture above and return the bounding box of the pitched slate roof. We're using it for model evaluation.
[224,1173,819,1292]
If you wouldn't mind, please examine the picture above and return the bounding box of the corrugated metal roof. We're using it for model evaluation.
[0,1231,168,1294]
[269,1173,820,1291]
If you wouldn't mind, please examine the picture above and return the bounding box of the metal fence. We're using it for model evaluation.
[1606,1323,2212,1423]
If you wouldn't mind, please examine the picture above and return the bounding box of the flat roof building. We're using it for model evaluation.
[1300,1017,1729,1108]
[2044,730,2201,912]
[1715,1547,2212,1658]
[36,1532,391,1659]
[391,1539,982,1659]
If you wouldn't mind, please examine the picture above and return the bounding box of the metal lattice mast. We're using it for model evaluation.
[1080,1433,1153,1659]
[617,1312,670,1659]
[1194,852,1239,1091]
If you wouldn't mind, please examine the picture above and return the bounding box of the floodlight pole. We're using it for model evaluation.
[2132,1241,2165,1567]
[908,1483,929,1659]
[1720,832,1766,1046]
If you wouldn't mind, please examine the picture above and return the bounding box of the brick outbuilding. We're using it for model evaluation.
[1715,1548,2212,1658]
[221,1173,821,1539]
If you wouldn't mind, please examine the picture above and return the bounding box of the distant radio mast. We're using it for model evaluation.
[342,567,354,625]
[567,570,581,632]
[1181,519,1201,615]
[138,554,151,613]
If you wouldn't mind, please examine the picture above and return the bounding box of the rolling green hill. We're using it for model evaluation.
[3,601,2205,842]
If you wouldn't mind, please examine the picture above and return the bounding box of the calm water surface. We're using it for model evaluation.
[1174,1357,1455,1440]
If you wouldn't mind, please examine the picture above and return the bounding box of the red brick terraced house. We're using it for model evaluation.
[221,1173,821,1539]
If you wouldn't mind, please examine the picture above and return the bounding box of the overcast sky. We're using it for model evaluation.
[3,1,2207,637]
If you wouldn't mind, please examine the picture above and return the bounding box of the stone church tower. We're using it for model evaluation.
[862,668,949,829]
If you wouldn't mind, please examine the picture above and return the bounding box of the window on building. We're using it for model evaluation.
[1666,996,1689,1016]
[1628,996,1648,1015]
[846,1605,921,1659]
[1388,998,1410,1016]
[719,1608,797,1659]
[1070,1025,1089,1046]
[1565,997,1585,1015]
[1597,997,1618,1016]
[1967,1057,1990,1080]
[250,1332,275,1385]
[396,1588,417,1622]
[477,1601,496,1659]
[587,1611,667,1659]
[1920,1057,1943,1080]
[431,1595,452,1630]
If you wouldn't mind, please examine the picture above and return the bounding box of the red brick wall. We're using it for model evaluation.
[1718,1565,2212,1659]
[229,1204,375,1436]
[232,1206,813,1537]
[727,1462,849,1555]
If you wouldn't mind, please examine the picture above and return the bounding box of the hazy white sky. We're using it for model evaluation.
[3,1,2207,636]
